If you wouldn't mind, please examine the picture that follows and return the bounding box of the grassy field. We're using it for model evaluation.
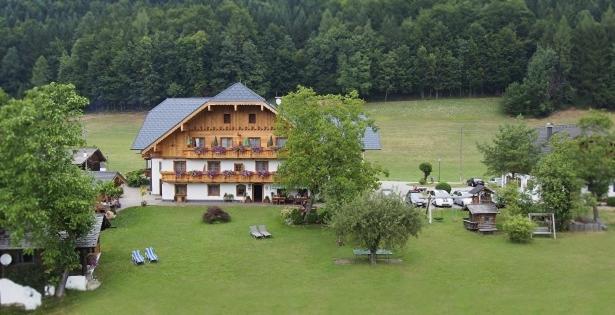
[82,98,613,181]
[22,205,615,315]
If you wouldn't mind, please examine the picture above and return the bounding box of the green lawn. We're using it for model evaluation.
[26,205,615,315]
[363,98,610,182]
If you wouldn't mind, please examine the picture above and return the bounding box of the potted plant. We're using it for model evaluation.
[241,170,254,177]
[206,170,219,178]
[252,146,263,153]
[139,186,148,206]
[257,170,270,178]
[223,193,234,202]
[222,170,234,178]
[213,146,227,154]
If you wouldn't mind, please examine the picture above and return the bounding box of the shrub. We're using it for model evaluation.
[203,206,231,224]
[305,211,319,224]
[503,215,535,243]
[289,207,304,225]
[418,178,427,185]
[4,263,49,292]
[126,169,149,187]
[318,209,332,224]
[419,162,432,181]
[435,182,451,193]
[280,207,294,223]
[607,197,615,207]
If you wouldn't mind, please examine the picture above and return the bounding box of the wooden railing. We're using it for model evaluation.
[161,171,276,183]
[177,147,280,159]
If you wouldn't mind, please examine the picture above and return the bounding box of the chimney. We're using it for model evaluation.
[275,96,282,106]
[546,123,553,140]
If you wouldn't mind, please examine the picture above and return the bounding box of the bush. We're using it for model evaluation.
[435,182,451,193]
[4,263,49,292]
[203,206,231,224]
[126,169,149,187]
[503,215,535,243]
[419,162,432,181]
[289,207,304,225]
[607,197,615,207]
[318,209,332,224]
[418,178,427,185]
[305,210,319,224]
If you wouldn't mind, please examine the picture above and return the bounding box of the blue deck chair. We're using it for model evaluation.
[145,247,158,262]
[132,250,145,265]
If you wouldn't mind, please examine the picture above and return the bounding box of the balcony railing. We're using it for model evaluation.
[179,146,281,159]
[161,171,276,184]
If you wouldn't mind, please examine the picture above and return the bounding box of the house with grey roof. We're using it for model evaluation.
[72,148,107,171]
[132,82,381,202]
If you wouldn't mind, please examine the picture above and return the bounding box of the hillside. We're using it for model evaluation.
[83,97,612,181]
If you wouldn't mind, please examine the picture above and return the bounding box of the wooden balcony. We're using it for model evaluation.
[161,171,276,184]
[175,147,280,159]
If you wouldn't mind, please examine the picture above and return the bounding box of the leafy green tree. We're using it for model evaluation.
[275,87,384,211]
[572,111,615,221]
[477,121,540,178]
[332,193,422,264]
[337,51,372,96]
[0,87,9,105]
[30,55,51,87]
[533,137,581,230]
[419,162,432,181]
[0,83,96,297]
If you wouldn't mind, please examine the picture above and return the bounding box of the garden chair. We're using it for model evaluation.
[249,225,264,238]
[145,247,158,262]
[257,225,272,238]
[131,250,145,265]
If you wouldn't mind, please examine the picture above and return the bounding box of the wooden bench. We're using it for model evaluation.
[353,249,393,259]
[478,223,498,234]
[463,219,478,231]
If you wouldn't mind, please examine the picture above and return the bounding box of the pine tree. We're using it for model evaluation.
[0,47,24,95]
[30,55,51,87]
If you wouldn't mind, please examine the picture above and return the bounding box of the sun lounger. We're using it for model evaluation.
[257,225,272,238]
[131,250,145,265]
[249,225,264,238]
[145,247,158,262]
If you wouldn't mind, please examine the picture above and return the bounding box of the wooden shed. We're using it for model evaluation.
[463,203,499,234]
[468,185,494,204]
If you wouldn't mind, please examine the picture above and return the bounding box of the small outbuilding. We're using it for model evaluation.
[90,171,127,187]
[72,148,107,171]
[468,185,494,204]
[463,203,499,234]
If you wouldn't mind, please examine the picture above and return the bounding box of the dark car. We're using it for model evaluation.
[405,191,426,207]
[466,178,485,187]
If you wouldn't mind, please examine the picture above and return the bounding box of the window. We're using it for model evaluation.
[223,113,231,124]
[249,137,261,147]
[221,137,233,148]
[275,137,287,148]
[207,161,221,172]
[192,137,204,148]
[248,113,256,124]
[236,184,246,197]
[234,163,244,172]
[175,184,187,195]
[208,184,220,196]
[173,161,186,173]
[21,253,33,263]
[255,161,269,172]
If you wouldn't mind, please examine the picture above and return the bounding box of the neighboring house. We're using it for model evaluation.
[501,123,615,198]
[72,148,107,171]
[132,82,381,202]
[90,171,127,187]
[0,215,104,275]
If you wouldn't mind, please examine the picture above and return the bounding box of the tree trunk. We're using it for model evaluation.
[384,89,389,103]
[592,203,600,222]
[304,195,314,213]
[55,268,70,297]
[369,248,377,265]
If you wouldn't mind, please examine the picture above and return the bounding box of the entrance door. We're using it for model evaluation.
[253,184,263,202]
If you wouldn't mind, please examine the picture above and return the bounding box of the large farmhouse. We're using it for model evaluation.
[132,83,381,202]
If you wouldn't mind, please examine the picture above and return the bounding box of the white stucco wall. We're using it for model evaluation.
[151,158,162,195]
[161,182,175,201]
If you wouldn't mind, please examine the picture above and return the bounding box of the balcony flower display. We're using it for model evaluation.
[222,170,235,178]
[240,170,254,177]
[206,170,219,178]
[194,146,207,155]
[190,170,204,177]
[251,146,263,153]
[175,170,185,177]
[257,170,270,178]
[212,146,227,154]
[232,145,247,153]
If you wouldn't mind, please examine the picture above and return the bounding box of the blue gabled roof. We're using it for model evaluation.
[212,82,266,102]
[362,127,382,150]
[131,98,209,150]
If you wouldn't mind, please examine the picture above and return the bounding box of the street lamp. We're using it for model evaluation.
[438,158,441,182]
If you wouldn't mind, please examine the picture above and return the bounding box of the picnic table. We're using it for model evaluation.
[272,196,285,204]
[353,248,393,259]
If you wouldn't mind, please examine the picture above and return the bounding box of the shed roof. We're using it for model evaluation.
[468,185,494,195]
[0,215,104,250]
[535,124,583,153]
[90,171,126,184]
[466,203,499,214]
[72,148,106,165]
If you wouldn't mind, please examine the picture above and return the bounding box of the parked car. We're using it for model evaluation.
[451,190,473,206]
[429,189,453,207]
[466,178,485,187]
[489,177,503,187]
[405,191,427,207]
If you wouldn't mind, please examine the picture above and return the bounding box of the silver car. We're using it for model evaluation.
[451,190,473,206]
[429,190,453,207]
[405,192,427,207]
